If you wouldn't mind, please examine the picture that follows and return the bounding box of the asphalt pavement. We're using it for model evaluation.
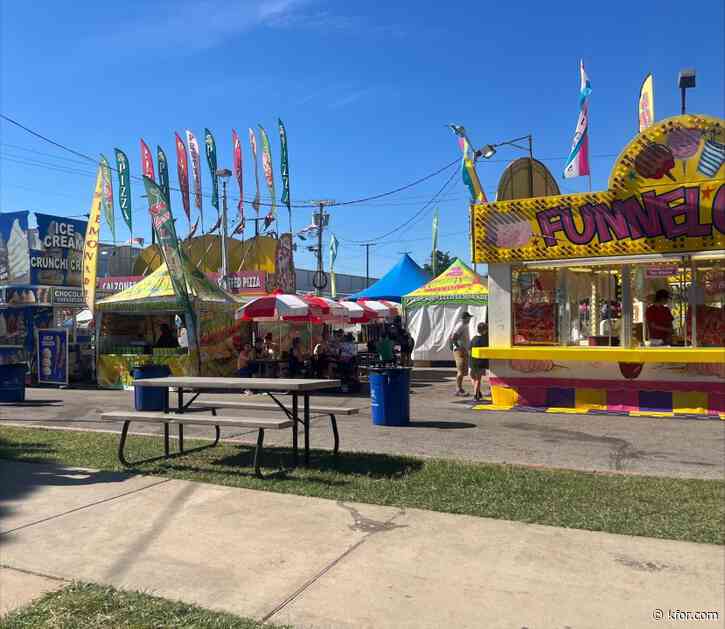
[1,372,723,480]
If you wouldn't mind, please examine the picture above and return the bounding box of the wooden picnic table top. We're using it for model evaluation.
[132,376,341,392]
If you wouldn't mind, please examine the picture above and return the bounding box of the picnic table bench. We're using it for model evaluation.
[101,411,292,477]
[201,399,360,454]
[102,376,347,476]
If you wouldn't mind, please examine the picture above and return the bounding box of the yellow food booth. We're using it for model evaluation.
[471,113,725,417]
[95,258,246,388]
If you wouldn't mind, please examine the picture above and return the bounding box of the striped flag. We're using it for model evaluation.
[563,60,592,178]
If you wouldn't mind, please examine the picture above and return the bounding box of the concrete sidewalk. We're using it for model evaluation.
[1,459,723,628]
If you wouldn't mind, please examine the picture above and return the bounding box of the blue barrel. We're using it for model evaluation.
[0,364,26,403]
[369,368,410,426]
[133,364,171,411]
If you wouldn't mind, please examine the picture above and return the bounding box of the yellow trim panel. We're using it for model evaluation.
[471,346,725,364]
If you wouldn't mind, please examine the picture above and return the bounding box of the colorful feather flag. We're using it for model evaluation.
[258,125,276,228]
[188,217,200,240]
[99,154,115,242]
[175,133,191,222]
[140,139,155,180]
[461,138,486,202]
[82,166,103,313]
[563,59,592,179]
[638,73,654,132]
[432,209,439,275]
[143,175,199,373]
[186,131,203,213]
[232,218,245,235]
[232,129,244,233]
[278,118,291,229]
[248,127,261,215]
[208,214,222,234]
[114,149,132,232]
[157,146,171,208]
[204,128,219,212]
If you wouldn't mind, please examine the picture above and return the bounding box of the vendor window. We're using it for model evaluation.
[512,255,724,349]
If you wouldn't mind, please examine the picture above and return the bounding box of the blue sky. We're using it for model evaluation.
[1,0,723,277]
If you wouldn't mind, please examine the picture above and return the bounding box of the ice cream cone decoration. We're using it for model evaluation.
[634,143,677,182]
[666,127,702,178]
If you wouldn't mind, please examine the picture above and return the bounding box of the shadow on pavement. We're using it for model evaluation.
[0,400,63,407]
[0,454,132,531]
[407,420,477,429]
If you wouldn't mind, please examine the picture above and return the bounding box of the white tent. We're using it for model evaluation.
[402,259,488,362]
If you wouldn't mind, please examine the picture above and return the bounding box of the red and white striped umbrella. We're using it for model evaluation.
[301,295,347,320]
[236,293,310,321]
[339,300,378,323]
[358,299,398,319]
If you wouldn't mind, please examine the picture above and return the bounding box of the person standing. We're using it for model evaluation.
[469,322,489,401]
[450,312,472,396]
[645,289,674,344]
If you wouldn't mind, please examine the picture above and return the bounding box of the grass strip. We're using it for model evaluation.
[1,425,723,545]
[1,581,290,628]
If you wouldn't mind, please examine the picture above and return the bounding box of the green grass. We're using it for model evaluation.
[0,582,290,628]
[1,425,723,544]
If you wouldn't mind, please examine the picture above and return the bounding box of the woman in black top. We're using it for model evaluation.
[469,322,489,401]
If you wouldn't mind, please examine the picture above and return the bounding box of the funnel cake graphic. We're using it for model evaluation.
[634,143,676,181]
[697,139,725,177]
[487,212,533,249]
[666,127,701,176]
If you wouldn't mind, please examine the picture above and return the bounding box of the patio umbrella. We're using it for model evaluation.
[339,300,379,323]
[236,293,310,321]
[301,295,347,321]
[358,299,397,319]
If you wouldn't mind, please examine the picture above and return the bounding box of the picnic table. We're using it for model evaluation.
[132,376,340,466]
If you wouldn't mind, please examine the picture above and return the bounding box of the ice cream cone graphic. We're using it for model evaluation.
[667,127,701,180]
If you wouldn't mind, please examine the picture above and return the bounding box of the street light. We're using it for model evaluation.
[215,168,232,289]
[475,134,535,197]
[678,69,696,115]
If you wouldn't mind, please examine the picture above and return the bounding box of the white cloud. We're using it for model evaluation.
[107,0,313,53]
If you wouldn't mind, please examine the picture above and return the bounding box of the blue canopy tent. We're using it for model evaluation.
[348,254,430,302]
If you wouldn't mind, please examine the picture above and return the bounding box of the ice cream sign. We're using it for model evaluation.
[472,114,725,263]
[29,214,88,286]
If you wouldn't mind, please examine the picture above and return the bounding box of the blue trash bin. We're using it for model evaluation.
[0,364,26,403]
[133,364,171,411]
[370,367,410,426]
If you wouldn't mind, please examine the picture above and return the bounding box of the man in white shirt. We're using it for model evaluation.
[450,312,472,396]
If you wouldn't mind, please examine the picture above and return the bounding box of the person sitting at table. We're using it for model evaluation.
[237,343,253,377]
[263,332,278,357]
[155,323,179,349]
[248,337,265,376]
[338,333,358,382]
[313,331,331,378]
[327,329,344,377]
[288,336,307,378]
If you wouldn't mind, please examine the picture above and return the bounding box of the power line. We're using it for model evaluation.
[341,166,459,245]
[0,113,462,210]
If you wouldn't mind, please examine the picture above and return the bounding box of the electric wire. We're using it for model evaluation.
[1,113,463,210]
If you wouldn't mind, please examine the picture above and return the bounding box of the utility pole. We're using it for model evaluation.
[359,243,378,288]
[310,200,333,296]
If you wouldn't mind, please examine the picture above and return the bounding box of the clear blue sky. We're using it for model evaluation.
[1,0,723,277]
